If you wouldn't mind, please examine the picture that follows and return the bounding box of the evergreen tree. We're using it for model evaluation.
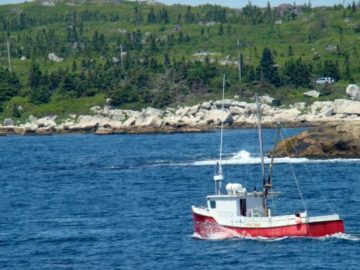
[282,58,311,87]
[133,6,142,25]
[288,45,294,56]
[218,24,224,35]
[0,69,21,103]
[259,48,281,86]
[147,8,157,23]
[184,6,195,23]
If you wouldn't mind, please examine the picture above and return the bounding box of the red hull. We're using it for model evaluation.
[193,212,344,239]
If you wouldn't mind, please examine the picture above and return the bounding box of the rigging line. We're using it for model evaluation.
[218,74,225,168]
[279,128,312,236]
[269,127,280,216]
[279,129,308,214]
[279,123,336,214]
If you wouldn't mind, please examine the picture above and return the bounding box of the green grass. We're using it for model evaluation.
[1,94,106,122]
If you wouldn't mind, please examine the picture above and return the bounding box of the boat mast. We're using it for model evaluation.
[214,74,226,195]
[255,94,265,184]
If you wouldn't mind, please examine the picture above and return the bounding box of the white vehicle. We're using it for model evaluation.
[315,77,335,85]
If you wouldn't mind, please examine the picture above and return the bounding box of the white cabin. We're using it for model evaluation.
[206,183,279,219]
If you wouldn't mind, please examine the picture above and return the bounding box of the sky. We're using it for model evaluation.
[0,0,351,7]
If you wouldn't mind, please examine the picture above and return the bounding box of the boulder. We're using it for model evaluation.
[123,116,137,127]
[319,108,334,117]
[200,101,212,110]
[175,106,190,116]
[28,115,37,123]
[204,110,233,125]
[48,53,64,62]
[304,90,320,98]
[333,99,360,115]
[346,84,360,101]
[272,108,300,122]
[294,102,306,111]
[135,115,163,128]
[188,105,199,116]
[149,116,163,128]
[311,101,333,115]
[77,115,110,127]
[231,101,248,108]
[229,106,245,115]
[144,107,163,117]
[36,116,57,128]
[214,99,234,108]
[260,95,274,105]
[271,122,360,158]
[165,115,187,127]
[3,118,14,126]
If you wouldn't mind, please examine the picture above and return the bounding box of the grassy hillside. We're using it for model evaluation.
[0,0,360,120]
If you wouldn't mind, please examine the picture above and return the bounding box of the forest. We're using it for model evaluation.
[0,0,360,119]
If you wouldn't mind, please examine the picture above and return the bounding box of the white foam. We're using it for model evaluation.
[317,233,360,241]
[192,231,360,242]
[193,150,360,166]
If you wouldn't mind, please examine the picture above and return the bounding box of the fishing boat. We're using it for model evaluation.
[191,77,345,239]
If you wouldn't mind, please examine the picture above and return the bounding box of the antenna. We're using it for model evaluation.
[219,74,225,165]
[214,74,226,195]
[7,38,12,73]
[255,94,265,183]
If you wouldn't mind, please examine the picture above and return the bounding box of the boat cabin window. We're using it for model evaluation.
[210,200,216,209]
[240,199,246,216]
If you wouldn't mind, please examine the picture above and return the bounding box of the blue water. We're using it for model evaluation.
[0,128,359,269]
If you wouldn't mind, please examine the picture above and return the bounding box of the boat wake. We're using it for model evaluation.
[317,233,360,241]
[193,150,360,166]
[106,150,360,171]
[192,231,360,242]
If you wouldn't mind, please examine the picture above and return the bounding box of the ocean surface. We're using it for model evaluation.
[0,128,359,269]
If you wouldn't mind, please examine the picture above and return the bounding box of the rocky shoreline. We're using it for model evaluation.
[1,97,360,136]
[271,121,360,158]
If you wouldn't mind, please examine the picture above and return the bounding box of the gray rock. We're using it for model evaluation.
[346,84,360,101]
[187,105,199,115]
[333,99,360,115]
[123,117,137,127]
[214,99,233,108]
[304,90,320,98]
[48,53,64,63]
[36,116,57,128]
[200,101,212,110]
[231,101,248,108]
[204,109,233,125]
[294,102,306,110]
[320,108,334,117]
[260,95,274,105]
[311,101,333,115]
[3,118,14,126]
[144,107,163,117]
[229,106,245,115]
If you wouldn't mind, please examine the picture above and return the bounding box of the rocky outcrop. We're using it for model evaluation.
[1,99,360,135]
[271,122,360,158]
